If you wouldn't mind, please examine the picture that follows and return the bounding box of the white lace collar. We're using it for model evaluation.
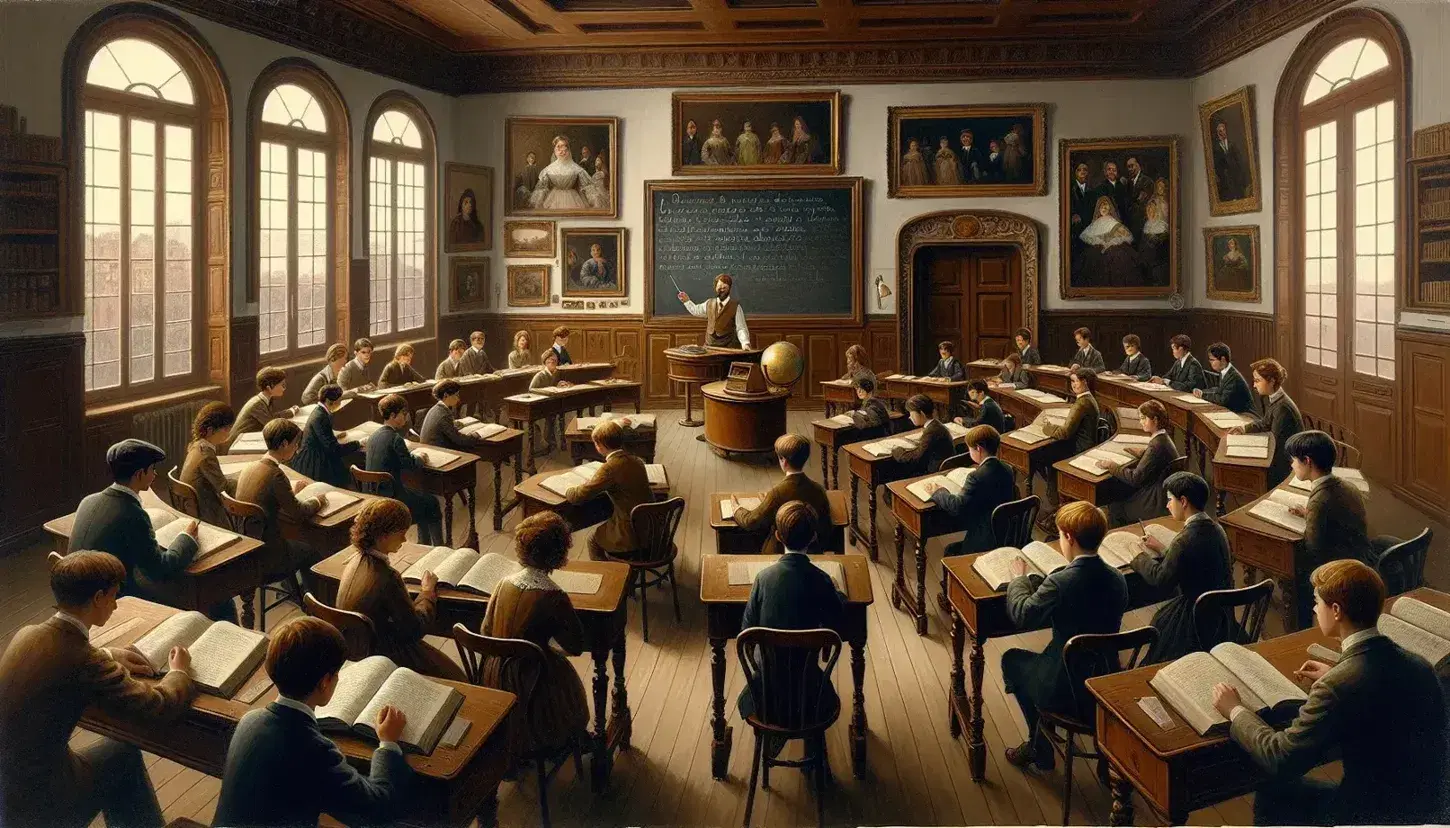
[509,566,561,592]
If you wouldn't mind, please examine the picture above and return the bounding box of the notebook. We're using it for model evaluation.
[1226,434,1271,459]
[228,432,268,454]
[1068,447,1134,476]
[728,559,846,594]
[316,656,464,755]
[1175,394,1212,405]
[401,546,603,596]
[145,508,239,561]
[1129,381,1173,392]
[1206,411,1254,428]
[1008,425,1051,445]
[827,413,855,425]
[1110,434,1152,446]
[134,611,268,698]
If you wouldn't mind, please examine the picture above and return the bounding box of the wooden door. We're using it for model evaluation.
[916,246,1022,370]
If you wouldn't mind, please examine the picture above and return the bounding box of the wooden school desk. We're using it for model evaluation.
[998,430,1067,499]
[354,382,436,423]
[397,442,482,549]
[503,381,644,474]
[1210,433,1275,516]
[82,597,517,827]
[989,385,1072,436]
[513,466,671,529]
[1050,436,1157,509]
[879,374,970,421]
[447,363,618,422]
[454,427,525,532]
[1025,364,1073,395]
[885,471,968,636]
[811,416,856,489]
[708,490,850,554]
[966,358,1002,380]
[1220,480,1305,632]
[311,543,633,789]
[664,346,762,427]
[563,419,656,463]
[1084,587,1450,826]
[698,553,875,780]
[819,378,859,417]
[1185,406,1254,479]
[842,426,968,562]
[939,519,1175,781]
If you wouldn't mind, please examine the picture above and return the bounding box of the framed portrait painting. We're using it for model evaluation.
[887,104,1047,198]
[1199,86,1262,216]
[450,256,490,311]
[1059,136,1180,300]
[505,116,618,218]
[507,264,550,307]
[442,163,492,252]
[672,90,841,177]
[1204,225,1261,302]
[503,220,555,258]
[560,227,626,298]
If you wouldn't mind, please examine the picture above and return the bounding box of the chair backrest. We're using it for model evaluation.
[302,593,378,660]
[736,626,843,734]
[1165,455,1188,477]
[991,495,1040,549]
[1303,413,1360,450]
[1377,528,1432,595]
[1194,579,1274,648]
[1061,626,1159,723]
[938,452,973,473]
[1003,412,1017,433]
[46,551,63,569]
[165,466,201,518]
[349,464,394,496]
[628,497,686,567]
[1100,405,1119,439]
[452,623,545,697]
[219,492,267,539]
[1333,439,1362,470]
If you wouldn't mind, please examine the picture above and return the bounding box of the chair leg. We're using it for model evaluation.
[638,570,651,643]
[573,743,586,779]
[1096,754,1110,788]
[537,758,551,828]
[1060,729,1075,826]
[814,734,829,828]
[668,562,682,622]
[743,733,763,828]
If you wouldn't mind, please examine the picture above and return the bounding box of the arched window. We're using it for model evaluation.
[68,8,229,401]
[249,61,349,360]
[364,94,434,338]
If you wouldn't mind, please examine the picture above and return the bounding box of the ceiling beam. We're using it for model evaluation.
[439,0,537,39]
[507,0,582,35]
[817,0,859,34]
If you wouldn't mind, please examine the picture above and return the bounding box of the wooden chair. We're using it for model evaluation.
[165,466,201,518]
[349,464,395,496]
[1040,626,1159,825]
[1377,528,1432,595]
[605,497,686,642]
[302,592,378,661]
[1002,412,1017,433]
[938,451,973,473]
[220,492,297,632]
[737,627,844,828]
[1099,406,1119,441]
[1194,579,1274,649]
[452,624,585,828]
[991,495,1040,549]
[1165,455,1188,478]
[1303,413,1360,450]
[46,551,63,569]
[1333,439,1362,470]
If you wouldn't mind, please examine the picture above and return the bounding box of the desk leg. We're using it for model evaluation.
[679,382,702,428]
[709,636,732,779]
[1243,565,1258,586]
[914,536,928,636]
[831,450,839,490]
[967,633,987,781]
[516,418,537,475]
[949,616,965,738]
[492,462,505,533]
[514,444,524,486]
[849,641,867,778]
[1216,488,1228,517]
[867,484,879,562]
[591,647,610,791]
[442,494,454,547]
[611,633,631,750]
[1109,771,1136,827]
[891,524,906,610]
[820,449,828,486]
[849,475,861,548]
[1279,576,1298,632]
[465,485,479,549]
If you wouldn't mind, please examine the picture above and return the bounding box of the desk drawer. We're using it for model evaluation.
[1057,470,1097,503]
[1225,525,1294,579]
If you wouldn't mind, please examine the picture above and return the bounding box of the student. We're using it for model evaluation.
[1211,560,1448,826]
[379,343,427,387]
[301,343,352,405]
[1116,334,1152,381]
[337,337,376,391]
[892,394,955,476]
[1014,327,1042,366]
[848,376,890,435]
[292,384,363,489]
[992,351,1032,388]
[531,349,572,390]
[1129,471,1234,663]
[1068,327,1105,372]
[1193,342,1253,413]
[421,379,493,452]
[237,419,323,589]
[1153,334,1207,392]
[839,343,875,386]
[1039,368,1102,525]
[925,425,1016,557]
[565,420,653,561]
[70,439,203,609]
[1100,399,1179,525]
[548,325,573,365]
[478,511,591,760]
[925,340,966,381]
[508,329,534,369]
[1001,502,1128,770]
[733,434,833,555]
[957,380,1006,433]
[235,366,297,437]
[214,616,413,827]
[462,329,495,375]
[179,402,237,526]
[365,393,444,546]
[0,551,197,828]
[336,498,465,681]
[435,339,469,379]
[1233,358,1303,487]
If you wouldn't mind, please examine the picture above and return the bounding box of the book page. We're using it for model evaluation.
[412,447,458,469]
[1206,412,1250,428]
[1144,523,1179,550]
[907,475,953,501]
[1149,650,1255,736]
[1116,407,1142,425]
[297,482,360,519]
[1249,499,1306,534]
[727,559,770,586]
[828,413,854,425]
[1176,394,1211,405]
[153,517,191,551]
[455,416,481,427]
[191,523,239,559]
[1130,381,1173,392]
[971,547,1029,590]
[646,464,668,487]
[1267,489,1309,511]
[356,667,463,754]
[1227,434,1270,448]
[1097,532,1143,569]
[341,421,383,442]
[1069,454,1111,475]
[401,545,457,583]
[623,414,657,429]
[552,569,603,595]
[815,560,847,593]
[1379,614,1450,667]
[145,507,174,532]
[461,422,506,440]
[721,496,762,520]
[316,655,397,730]
[1390,596,1450,640]
[457,551,523,595]
[134,611,211,671]
[508,393,546,402]
[1037,364,1070,373]
[1110,434,1152,446]
[541,470,590,497]
[1009,427,1051,445]
[187,621,268,697]
[1022,540,1070,576]
[229,432,268,453]
[1227,444,1270,459]
[1210,641,1307,710]
[944,421,969,440]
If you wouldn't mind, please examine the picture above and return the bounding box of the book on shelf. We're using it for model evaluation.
[295,482,360,519]
[720,495,762,520]
[574,412,657,431]
[315,655,464,755]
[454,418,507,440]
[1226,434,1271,459]
[728,558,845,594]
[540,461,604,497]
[645,464,668,487]
[1248,489,1309,533]
[971,541,1070,590]
[145,508,238,560]
[1149,641,1307,736]
[133,611,268,698]
[905,466,974,501]
[410,447,459,469]
[862,436,917,458]
[401,546,602,596]
[1288,467,1368,493]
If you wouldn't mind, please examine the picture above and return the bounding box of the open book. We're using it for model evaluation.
[728,558,846,594]
[1037,364,1071,373]
[1377,597,1450,668]
[296,482,360,519]
[401,546,603,595]
[826,413,855,426]
[316,655,464,755]
[540,461,604,497]
[1150,641,1308,735]
[575,412,657,431]
[1008,424,1052,445]
[1130,381,1174,392]
[1019,389,1066,404]
[411,446,459,469]
[534,385,573,396]
[229,432,268,454]
[944,421,969,440]
[969,358,1000,367]
[720,495,762,520]
[1288,467,1368,494]
[1249,489,1309,533]
[1226,434,1271,459]
[1110,433,1152,447]
[1206,411,1255,429]
[1037,410,1069,429]
[340,420,383,443]
[971,541,1071,590]
[133,610,268,698]
[862,436,917,458]
[146,508,238,560]
[1099,524,1180,568]
[1175,393,1212,405]
[886,374,917,381]
[906,467,974,501]
[1068,446,1134,476]
[454,417,507,440]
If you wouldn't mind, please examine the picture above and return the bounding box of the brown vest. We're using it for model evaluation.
[707,296,739,337]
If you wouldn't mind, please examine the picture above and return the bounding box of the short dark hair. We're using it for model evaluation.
[50,551,126,607]
[775,434,811,469]
[378,393,408,421]
[433,379,461,400]
[1122,334,1141,349]
[552,326,571,339]
[966,424,1000,454]
[107,440,165,483]
[1207,342,1231,362]
[775,501,818,550]
[1014,328,1033,343]
[266,616,347,699]
[352,337,373,353]
[855,376,875,394]
[593,419,625,450]
[1164,471,1210,511]
[937,341,955,355]
[192,402,236,443]
[262,418,301,450]
[516,511,572,571]
[1285,429,1336,471]
[318,383,344,405]
[1073,327,1092,341]
[906,394,935,416]
[1170,334,1192,351]
[968,379,988,394]
[1070,366,1097,392]
[448,339,467,352]
[256,366,287,392]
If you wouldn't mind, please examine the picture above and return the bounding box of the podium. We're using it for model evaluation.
[700,380,790,458]
[663,346,762,427]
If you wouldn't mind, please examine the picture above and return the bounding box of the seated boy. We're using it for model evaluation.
[463,329,494,375]
[337,337,375,392]
[1153,334,1207,392]
[1013,328,1042,366]
[379,343,428,387]
[236,419,324,589]
[956,379,1005,433]
[848,376,890,435]
[924,425,1016,558]
[733,434,833,555]
[234,366,297,437]
[1068,327,1106,372]
[925,340,966,381]
[421,379,493,452]
[1116,334,1152,381]
[892,394,955,476]
[365,394,444,545]
[435,339,469,379]
[565,420,653,561]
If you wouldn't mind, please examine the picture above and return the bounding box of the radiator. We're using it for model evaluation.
[133,399,209,472]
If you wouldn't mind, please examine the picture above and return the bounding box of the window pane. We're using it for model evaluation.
[396,160,426,331]
[86,38,194,105]
[1351,100,1397,381]
[129,119,156,384]
[259,141,290,355]
[369,156,393,336]
[261,83,326,132]
[296,147,328,348]
[163,124,193,377]
[372,110,422,149]
[1302,124,1338,368]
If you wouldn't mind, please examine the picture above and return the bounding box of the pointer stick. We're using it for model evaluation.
[667,272,684,295]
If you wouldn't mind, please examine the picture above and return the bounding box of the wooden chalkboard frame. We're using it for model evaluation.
[643,177,864,327]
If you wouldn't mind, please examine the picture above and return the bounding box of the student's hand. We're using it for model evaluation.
[1210,682,1242,719]
[284,406,299,418]
[1228,425,1245,435]
[292,480,309,495]
[1294,659,1330,683]
[376,704,408,743]
[1009,556,1029,579]
[183,520,199,539]
[111,646,156,677]
[953,416,966,426]
[559,381,573,388]
[1095,459,1120,472]
[1192,388,1204,398]
[1125,446,1144,457]
[1142,534,1165,554]
[361,383,376,392]
[421,571,439,596]
[1288,505,1307,518]
[920,481,941,497]
[169,645,192,675]
[1150,376,1164,385]
[677,291,689,302]
[1069,363,1081,370]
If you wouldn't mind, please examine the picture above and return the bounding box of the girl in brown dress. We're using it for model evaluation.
[180,401,237,525]
[480,512,590,758]
[335,498,466,682]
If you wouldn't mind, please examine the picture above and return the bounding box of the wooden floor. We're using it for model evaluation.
[4,408,1445,827]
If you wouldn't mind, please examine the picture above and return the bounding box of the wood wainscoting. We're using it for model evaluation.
[0,332,86,554]
[1398,329,1450,517]
[1039,309,1276,380]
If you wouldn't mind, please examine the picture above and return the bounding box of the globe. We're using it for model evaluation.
[760,341,804,389]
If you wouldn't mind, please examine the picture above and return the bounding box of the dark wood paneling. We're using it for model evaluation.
[0,333,85,554]
[229,316,259,412]
[1039,309,1276,378]
[1400,332,1450,515]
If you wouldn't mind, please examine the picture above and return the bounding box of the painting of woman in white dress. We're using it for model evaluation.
[1079,196,1139,288]
[505,117,619,217]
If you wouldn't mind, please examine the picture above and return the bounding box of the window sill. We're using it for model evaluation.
[85,384,223,419]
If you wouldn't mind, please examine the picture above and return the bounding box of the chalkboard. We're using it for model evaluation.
[645,178,862,322]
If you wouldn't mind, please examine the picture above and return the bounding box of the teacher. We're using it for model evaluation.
[678,273,752,349]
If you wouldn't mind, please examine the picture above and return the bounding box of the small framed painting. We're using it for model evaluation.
[450,256,490,311]
[507,264,550,307]
[443,163,492,252]
[560,227,627,298]
[503,220,556,257]
[672,90,841,176]
[1204,225,1261,303]
[1198,86,1262,216]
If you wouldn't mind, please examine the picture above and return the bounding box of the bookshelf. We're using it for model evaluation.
[0,104,66,317]
[1411,122,1450,308]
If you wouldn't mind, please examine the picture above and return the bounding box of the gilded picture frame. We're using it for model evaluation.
[887,104,1048,198]
[504,116,619,218]
[1204,224,1262,303]
[1199,86,1262,216]
[671,90,841,177]
[560,227,627,298]
[442,162,493,252]
[506,263,550,307]
[450,256,490,311]
[503,220,556,258]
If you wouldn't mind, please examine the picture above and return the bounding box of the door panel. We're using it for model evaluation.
[918,245,1023,371]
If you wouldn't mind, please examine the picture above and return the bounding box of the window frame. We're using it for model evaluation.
[362,91,436,345]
